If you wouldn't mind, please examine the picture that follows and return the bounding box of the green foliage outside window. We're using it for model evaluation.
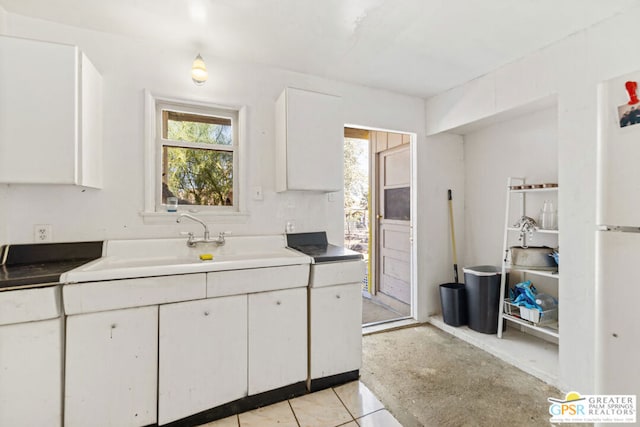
[162,118,234,206]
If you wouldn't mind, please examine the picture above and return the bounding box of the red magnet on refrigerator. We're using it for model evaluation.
[625,81,638,105]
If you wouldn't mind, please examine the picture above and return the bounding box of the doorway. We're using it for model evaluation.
[344,128,412,325]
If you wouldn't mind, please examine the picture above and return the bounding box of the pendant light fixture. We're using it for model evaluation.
[191,53,208,85]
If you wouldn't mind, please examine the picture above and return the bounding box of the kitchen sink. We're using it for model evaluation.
[61,235,311,283]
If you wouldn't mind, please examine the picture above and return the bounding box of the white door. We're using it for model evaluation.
[310,283,362,379]
[65,306,158,427]
[158,296,248,425]
[248,288,307,395]
[377,145,411,304]
[0,317,63,427]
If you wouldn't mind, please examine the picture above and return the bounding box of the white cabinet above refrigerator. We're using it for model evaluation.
[0,35,103,188]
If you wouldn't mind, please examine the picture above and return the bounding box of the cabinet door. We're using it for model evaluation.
[0,36,77,184]
[248,287,307,394]
[0,318,63,427]
[310,283,362,379]
[158,296,248,425]
[65,306,158,427]
[275,87,343,192]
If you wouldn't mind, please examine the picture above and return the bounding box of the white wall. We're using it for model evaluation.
[1,13,424,246]
[0,5,6,33]
[0,7,7,246]
[416,133,465,317]
[0,185,7,245]
[463,107,558,267]
[425,3,640,393]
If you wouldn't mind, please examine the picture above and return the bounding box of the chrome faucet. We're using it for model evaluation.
[177,214,227,247]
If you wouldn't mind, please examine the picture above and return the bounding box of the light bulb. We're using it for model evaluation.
[191,53,208,86]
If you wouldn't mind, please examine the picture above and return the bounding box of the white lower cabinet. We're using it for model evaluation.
[310,283,362,379]
[0,317,63,427]
[64,306,158,427]
[248,287,307,395]
[158,295,248,425]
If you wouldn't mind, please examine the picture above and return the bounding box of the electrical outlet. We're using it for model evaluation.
[34,224,52,242]
[252,186,264,201]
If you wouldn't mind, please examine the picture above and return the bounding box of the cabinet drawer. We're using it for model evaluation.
[309,261,366,288]
[0,286,61,325]
[207,264,309,297]
[64,274,206,315]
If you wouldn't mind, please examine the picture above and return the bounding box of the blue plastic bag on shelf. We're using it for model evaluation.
[509,280,543,312]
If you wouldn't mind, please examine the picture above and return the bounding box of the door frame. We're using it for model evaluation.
[345,124,417,320]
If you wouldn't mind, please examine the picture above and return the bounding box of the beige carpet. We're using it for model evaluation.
[361,325,561,427]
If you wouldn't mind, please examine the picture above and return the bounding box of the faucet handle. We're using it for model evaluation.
[180,231,196,246]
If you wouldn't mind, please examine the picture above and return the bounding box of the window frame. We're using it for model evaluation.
[143,90,247,222]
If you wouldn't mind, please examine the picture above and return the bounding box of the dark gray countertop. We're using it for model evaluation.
[286,232,363,263]
[0,241,103,291]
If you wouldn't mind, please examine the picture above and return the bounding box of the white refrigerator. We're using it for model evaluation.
[596,73,640,397]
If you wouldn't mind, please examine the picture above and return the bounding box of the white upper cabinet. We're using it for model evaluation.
[275,87,343,192]
[0,35,102,187]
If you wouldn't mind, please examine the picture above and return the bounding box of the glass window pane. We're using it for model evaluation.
[384,187,410,220]
[163,110,232,145]
[162,146,233,206]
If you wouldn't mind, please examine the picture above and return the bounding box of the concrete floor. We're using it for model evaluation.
[360,324,562,427]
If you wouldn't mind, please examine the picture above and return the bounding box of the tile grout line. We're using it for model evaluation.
[357,407,386,422]
[234,413,240,427]
[287,399,302,427]
[331,386,357,422]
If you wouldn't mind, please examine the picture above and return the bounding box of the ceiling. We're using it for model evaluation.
[1,0,637,98]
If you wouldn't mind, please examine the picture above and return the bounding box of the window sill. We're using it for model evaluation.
[140,210,250,225]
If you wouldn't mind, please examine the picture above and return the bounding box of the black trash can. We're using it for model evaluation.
[463,266,503,334]
[439,283,467,326]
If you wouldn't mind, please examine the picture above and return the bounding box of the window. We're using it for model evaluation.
[155,101,239,212]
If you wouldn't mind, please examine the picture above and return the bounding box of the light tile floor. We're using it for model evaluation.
[199,381,402,427]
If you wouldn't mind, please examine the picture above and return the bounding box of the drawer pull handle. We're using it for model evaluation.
[204,311,210,316]
[336,294,341,299]
[276,301,282,305]
[111,324,117,329]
